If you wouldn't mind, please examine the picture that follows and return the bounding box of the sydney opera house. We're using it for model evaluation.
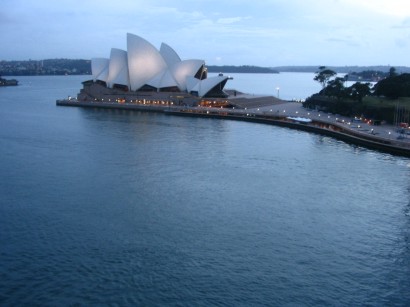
[78,33,231,107]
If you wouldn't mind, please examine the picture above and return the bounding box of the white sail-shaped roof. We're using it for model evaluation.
[91,58,109,82]
[90,33,230,98]
[107,48,129,88]
[146,69,179,89]
[197,75,229,97]
[170,59,204,91]
[160,43,181,67]
[186,76,200,93]
[127,33,167,91]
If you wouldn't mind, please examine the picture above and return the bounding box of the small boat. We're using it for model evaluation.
[286,116,312,124]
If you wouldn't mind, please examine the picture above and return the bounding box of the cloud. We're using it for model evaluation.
[1,0,409,66]
[392,17,410,29]
[325,37,360,47]
[395,38,408,48]
[217,16,250,24]
[343,0,410,18]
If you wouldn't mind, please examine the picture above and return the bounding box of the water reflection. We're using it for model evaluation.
[2,75,410,305]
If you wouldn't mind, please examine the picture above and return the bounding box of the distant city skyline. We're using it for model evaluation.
[1,0,410,66]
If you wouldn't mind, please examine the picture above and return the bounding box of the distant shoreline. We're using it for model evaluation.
[207,65,279,74]
[2,59,409,76]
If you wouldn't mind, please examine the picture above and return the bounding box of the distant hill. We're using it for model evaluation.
[0,59,91,76]
[207,65,278,74]
[1,59,409,76]
[272,65,410,74]
[0,60,279,76]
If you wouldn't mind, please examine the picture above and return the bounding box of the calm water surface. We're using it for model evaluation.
[1,76,410,305]
[210,72,322,100]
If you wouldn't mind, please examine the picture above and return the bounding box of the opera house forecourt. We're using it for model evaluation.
[76,33,232,107]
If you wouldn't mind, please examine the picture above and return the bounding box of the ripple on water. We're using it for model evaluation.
[1,79,410,305]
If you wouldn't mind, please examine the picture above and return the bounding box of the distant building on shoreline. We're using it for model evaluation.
[0,76,18,86]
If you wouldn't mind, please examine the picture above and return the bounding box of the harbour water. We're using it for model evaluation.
[210,72,322,100]
[1,75,410,305]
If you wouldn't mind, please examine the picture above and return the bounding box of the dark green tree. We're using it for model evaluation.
[314,66,337,88]
[389,67,397,78]
[348,82,371,102]
[373,73,410,98]
[320,77,346,98]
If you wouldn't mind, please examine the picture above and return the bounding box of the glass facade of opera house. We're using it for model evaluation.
[78,33,230,106]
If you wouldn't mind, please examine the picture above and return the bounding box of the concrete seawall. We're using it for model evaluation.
[56,99,173,112]
[56,99,410,158]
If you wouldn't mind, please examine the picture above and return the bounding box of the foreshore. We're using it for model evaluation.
[56,97,410,158]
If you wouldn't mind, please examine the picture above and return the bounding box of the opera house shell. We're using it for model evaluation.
[87,33,230,100]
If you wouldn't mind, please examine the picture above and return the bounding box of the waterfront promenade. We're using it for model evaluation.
[251,100,409,146]
[57,94,410,157]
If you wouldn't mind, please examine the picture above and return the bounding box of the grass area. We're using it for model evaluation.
[362,96,410,108]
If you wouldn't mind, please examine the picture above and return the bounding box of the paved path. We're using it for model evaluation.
[238,101,410,146]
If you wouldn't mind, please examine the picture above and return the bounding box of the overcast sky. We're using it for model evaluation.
[1,0,410,66]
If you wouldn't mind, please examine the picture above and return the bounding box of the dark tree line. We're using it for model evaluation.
[313,66,410,101]
[314,67,371,102]
[303,66,410,121]
[373,68,410,98]
[348,70,387,81]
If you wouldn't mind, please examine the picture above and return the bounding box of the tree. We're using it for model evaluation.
[373,73,410,98]
[314,66,337,88]
[389,67,397,78]
[348,82,371,102]
[320,77,346,98]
